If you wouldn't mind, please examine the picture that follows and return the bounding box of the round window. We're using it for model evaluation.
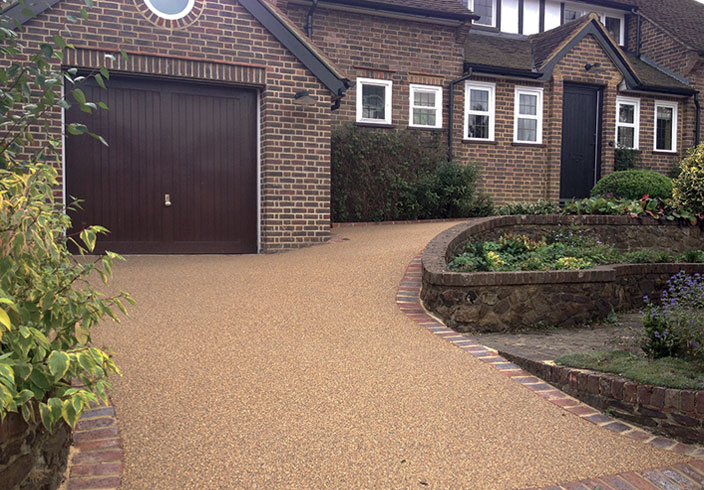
[144,0,195,19]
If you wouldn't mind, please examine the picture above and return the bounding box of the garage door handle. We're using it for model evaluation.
[164,194,172,207]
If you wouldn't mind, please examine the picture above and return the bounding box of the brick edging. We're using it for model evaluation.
[66,397,124,489]
[397,251,704,490]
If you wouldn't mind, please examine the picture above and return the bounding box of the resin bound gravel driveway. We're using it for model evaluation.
[92,222,689,489]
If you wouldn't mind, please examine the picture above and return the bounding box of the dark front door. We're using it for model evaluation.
[560,84,602,201]
[66,76,257,254]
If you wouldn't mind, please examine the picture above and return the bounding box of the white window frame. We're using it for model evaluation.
[513,86,543,144]
[144,0,195,20]
[408,84,442,129]
[356,78,393,125]
[469,0,497,27]
[653,100,678,153]
[561,3,624,45]
[615,96,640,149]
[464,81,495,142]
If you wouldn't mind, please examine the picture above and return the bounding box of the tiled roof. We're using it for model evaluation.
[329,0,475,19]
[463,14,693,93]
[619,0,704,52]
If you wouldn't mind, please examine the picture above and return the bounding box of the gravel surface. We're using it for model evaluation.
[92,223,688,489]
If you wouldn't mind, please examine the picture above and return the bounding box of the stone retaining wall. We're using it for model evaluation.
[422,215,704,332]
[0,412,71,490]
[499,351,704,444]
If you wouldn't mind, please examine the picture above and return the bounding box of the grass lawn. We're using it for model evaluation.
[555,350,704,390]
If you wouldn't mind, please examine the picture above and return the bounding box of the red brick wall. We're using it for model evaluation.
[9,0,335,252]
[283,6,466,129]
[626,15,702,151]
[453,34,685,204]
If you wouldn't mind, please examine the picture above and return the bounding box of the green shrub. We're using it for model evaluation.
[673,144,704,214]
[562,195,699,225]
[591,170,673,200]
[613,146,641,171]
[331,124,492,221]
[496,200,559,215]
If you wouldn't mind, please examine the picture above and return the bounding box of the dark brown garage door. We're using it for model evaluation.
[66,76,257,254]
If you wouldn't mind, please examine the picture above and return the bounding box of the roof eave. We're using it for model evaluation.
[319,0,478,22]
[465,63,542,79]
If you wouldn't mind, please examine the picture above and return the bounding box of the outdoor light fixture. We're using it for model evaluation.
[584,62,605,72]
[293,90,316,105]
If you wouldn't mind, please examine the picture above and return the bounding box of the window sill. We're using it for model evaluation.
[652,149,679,155]
[462,139,497,145]
[355,122,395,128]
[511,142,546,148]
[408,126,444,131]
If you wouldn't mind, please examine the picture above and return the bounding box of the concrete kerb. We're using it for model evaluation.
[400,250,704,490]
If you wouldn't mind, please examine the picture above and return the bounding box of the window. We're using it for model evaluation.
[409,85,442,128]
[605,17,622,44]
[464,81,495,141]
[615,97,640,149]
[144,0,195,19]
[563,8,581,23]
[514,87,543,143]
[356,78,393,125]
[654,101,678,152]
[468,0,496,27]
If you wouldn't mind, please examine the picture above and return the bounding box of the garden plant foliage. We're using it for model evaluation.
[673,143,704,215]
[0,1,132,431]
[331,124,492,222]
[591,169,673,200]
[448,227,704,272]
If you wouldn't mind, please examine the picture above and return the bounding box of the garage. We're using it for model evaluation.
[66,76,258,254]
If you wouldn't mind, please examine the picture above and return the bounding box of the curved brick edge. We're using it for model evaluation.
[398,252,704,490]
[65,397,124,490]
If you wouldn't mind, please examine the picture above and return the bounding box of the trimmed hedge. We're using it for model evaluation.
[331,124,492,222]
[591,170,673,200]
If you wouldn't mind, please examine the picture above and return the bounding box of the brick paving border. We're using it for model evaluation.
[398,252,704,490]
[66,398,123,489]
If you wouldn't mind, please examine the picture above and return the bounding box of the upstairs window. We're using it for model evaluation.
[654,101,678,152]
[144,0,194,19]
[468,0,496,27]
[563,8,581,23]
[356,78,392,125]
[514,87,543,144]
[464,81,495,141]
[605,17,622,44]
[615,97,640,149]
[409,85,442,128]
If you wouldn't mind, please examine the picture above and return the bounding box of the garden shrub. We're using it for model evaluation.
[496,200,559,215]
[642,272,704,361]
[613,146,641,171]
[562,195,699,225]
[591,169,673,200]
[0,5,131,431]
[331,124,492,221]
[673,144,704,215]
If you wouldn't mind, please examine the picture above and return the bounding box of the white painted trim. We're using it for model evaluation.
[408,84,442,129]
[256,89,262,254]
[561,2,625,45]
[143,0,195,20]
[61,83,66,210]
[356,77,393,125]
[513,86,543,144]
[471,0,497,27]
[653,100,678,153]
[464,80,495,142]
[615,96,640,149]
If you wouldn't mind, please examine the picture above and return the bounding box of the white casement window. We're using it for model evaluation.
[514,87,543,144]
[467,0,496,27]
[464,81,495,141]
[561,3,624,45]
[356,78,393,125]
[615,96,640,149]
[654,101,678,152]
[409,84,442,128]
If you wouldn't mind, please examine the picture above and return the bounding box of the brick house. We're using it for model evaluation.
[275,0,701,204]
[2,0,702,252]
[2,0,352,253]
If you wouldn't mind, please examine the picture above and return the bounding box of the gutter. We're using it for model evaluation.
[304,0,319,38]
[306,0,478,23]
[448,67,473,162]
[465,63,542,79]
